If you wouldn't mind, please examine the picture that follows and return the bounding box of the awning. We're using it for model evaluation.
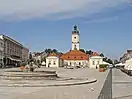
[8,57,21,62]
[102,61,110,65]
[115,63,125,66]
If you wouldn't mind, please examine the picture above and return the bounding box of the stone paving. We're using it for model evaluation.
[0,67,109,99]
[112,68,132,99]
[98,69,112,99]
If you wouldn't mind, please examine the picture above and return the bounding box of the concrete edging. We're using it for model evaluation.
[0,79,97,87]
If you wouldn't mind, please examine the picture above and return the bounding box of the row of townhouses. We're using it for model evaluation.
[120,50,132,63]
[0,34,29,68]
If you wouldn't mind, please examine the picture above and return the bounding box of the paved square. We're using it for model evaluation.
[113,68,132,99]
[0,67,109,99]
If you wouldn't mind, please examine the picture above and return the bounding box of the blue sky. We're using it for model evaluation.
[0,0,132,59]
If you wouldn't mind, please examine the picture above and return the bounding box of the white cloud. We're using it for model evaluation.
[0,0,130,21]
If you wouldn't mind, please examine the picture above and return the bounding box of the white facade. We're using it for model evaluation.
[0,34,24,66]
[64,60,88,67]
[89,56,103,68]
[72,33,80,50]
[46,56,63,67]
[72,25,80,50]
[125,58,132,70]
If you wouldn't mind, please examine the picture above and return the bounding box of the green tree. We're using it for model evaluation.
[100,53,104,57]
[29,52,32,60]
[86,50,93,55]
[80,49,85,53]
[52,49,58,53]
[103,57,107,62]
[114,60,120,65]
[28,52,33,63]
[41,57,46,63]
[44,49,52,53]
[105,58,113,64]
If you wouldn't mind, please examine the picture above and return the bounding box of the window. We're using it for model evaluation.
[81,56,83,58]
[68,56,70,58]
[53,61,56,65]
[97,61,100,64]
[93,61,95,65]
[74,37,76,39]
[79,62,81,65]
[75,57,76,58]
[74,45,77,50]
[49,61,51,64]
[70,62,71,65]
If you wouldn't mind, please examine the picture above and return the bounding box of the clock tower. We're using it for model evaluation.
[72,25,80,50]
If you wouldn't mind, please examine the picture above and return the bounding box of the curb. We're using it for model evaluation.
[0,79,97,87]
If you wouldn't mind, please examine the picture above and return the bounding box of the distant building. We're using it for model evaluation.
[89,52,103,68]
[60,50,89,67]
[46,25,104,68]
[0,38,4,67]
[32,52,42,61]
[0,34,29,67]
[72,25,80,50]
[60,25,89,67]
[120,50,132,63]
[32,52,48,63]
[46,53,63,67]
[22,47,29,62]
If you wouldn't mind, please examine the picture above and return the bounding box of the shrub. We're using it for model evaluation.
[20,62,27,66]
[99,64,108,68]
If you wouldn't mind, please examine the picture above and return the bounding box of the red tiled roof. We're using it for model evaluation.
[48,53,57,57]
[48,53,63,57]
[92,52,99,56]
[60,50,88,60]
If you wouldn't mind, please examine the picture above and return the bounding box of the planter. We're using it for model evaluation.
[20,66,25,70]
[99,68,105,72]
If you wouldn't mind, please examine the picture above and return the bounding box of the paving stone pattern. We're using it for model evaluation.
[98,69,112,99]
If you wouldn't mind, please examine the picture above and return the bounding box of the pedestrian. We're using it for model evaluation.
[96,65,98,69]
[48,63,50,67]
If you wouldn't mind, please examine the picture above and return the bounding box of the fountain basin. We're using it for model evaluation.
[0,70,58,80]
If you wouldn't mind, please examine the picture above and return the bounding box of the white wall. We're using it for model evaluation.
[89,56,103,68]
[64,60,89,67]
[125,58,132,70]
[72,34,80,50]
[46,56,59,67]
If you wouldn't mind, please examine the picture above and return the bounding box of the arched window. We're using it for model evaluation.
[70,62,71,65]
[74,45,77,50]
[53,61,56,65]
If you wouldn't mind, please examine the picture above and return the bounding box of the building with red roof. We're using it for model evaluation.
[89,52,103,68]
[46,53,63,67]
[46,25,104,68]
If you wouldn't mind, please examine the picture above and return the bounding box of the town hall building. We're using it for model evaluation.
[46,25,104,68]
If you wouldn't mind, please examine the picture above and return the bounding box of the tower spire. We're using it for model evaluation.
[74,25,77,31]
[72,25,79,34]
[72,25,80,50]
